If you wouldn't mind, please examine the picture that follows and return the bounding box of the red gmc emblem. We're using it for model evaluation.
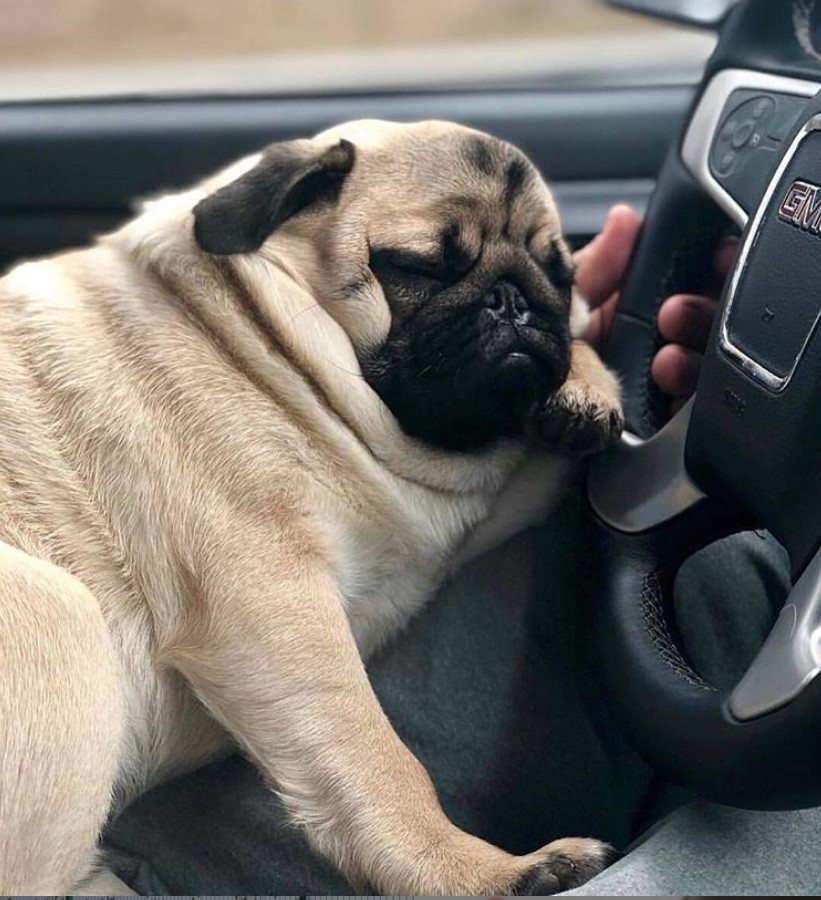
[777,179,821,233]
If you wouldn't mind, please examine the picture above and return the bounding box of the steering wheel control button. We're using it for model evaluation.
[731,119,756,149]
[707,90,811,219]
[721,117,739,141]
[716,149,736,175]
[752,96,775,120]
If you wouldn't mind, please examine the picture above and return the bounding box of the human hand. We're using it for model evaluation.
[574,204,738,404]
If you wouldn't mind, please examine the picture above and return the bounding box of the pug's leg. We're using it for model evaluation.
[167,552,611,896]
[0,542,123,895]
[528,339,623,455]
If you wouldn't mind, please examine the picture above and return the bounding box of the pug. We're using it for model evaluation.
[0,119,622,896]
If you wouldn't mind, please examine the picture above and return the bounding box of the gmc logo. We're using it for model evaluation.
[778,179,821,233]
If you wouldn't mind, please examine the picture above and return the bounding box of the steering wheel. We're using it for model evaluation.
[588,0,821,809]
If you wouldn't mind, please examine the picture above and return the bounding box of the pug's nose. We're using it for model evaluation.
[484,281,531,324]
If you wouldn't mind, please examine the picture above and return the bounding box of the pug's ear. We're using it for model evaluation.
[193,138,355,255]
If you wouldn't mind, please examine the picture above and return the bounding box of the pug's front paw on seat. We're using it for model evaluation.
[510,837,615,895]
[527,381,624,456]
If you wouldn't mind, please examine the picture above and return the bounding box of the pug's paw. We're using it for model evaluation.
[511,837,615,895]
[527,381,623,456]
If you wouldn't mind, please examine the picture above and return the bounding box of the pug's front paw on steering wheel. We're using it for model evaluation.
[527,379,624,456]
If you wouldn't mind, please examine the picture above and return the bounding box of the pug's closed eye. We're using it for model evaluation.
[370,249,450,284]
[370,224,478,287]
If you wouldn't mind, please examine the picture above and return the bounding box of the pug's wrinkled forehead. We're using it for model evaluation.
[193,119,569,291]
[317,119,564,264]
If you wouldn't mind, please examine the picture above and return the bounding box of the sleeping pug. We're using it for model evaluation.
[0,120,621,896]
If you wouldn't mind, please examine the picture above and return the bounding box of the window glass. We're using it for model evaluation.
[0,0,715,101]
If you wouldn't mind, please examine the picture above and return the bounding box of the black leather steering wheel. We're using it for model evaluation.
[588,0,821,809]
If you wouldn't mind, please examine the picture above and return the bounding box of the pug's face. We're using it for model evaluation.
[193,120,574,452]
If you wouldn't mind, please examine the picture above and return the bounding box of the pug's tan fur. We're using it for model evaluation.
[0,120,620,895]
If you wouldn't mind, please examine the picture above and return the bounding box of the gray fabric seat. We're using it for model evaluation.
[568,801,821,896]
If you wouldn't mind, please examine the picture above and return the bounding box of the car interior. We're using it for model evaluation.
[4,0,821,894]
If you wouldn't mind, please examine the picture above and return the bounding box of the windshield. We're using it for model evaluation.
[1,0,715,101]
